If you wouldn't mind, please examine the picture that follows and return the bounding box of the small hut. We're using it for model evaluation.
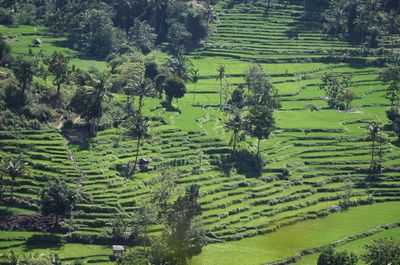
[112,245,125,257]
[138,158,151,172]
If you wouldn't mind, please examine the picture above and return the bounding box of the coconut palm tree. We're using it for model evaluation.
[0,155,30,200]
[191,68,200,105]
[217,65,226,108]
[126,114,149,173]
[127,76,156,114]
[224,112,247,156]
[368,122,380,170]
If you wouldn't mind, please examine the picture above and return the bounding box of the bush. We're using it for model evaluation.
[24,104,52,123]
[26,234,63,245]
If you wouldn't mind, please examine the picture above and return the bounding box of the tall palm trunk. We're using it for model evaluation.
[219,79,223,108]
[256,138,261,157]
[133,137,141,173]
[138,95,144,114]
[193,83,197,105]
[370,138,376,168]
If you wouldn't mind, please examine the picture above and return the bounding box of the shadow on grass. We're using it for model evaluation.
[161,101,181,113]
[212,150,263,178]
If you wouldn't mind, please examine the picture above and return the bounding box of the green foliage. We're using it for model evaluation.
[166,184,206,265]
[319,72,352,110]
[248,106,275,156]
[164,76,186,106]
[69,9,117,58]
[12,57,37,92]
[40,178,77,222]
[362,238,400,265]
[0,155,30,200]
[379,63,400,106]
[317,247,358,265]
[128,19,157,54]
[44,51,71,98]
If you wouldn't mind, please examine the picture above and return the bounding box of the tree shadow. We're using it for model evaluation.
[161,101,181,113]
[211,150,263,178]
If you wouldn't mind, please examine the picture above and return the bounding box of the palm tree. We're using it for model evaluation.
[0,155,30,200]
[224,112,247,156]
[168,52,192,82]
[127,76,156,114]
[86,73,112,135]
[217,65,226,108]
[191,68,200,105]
[368,122,380,170]
[126,114,149,173]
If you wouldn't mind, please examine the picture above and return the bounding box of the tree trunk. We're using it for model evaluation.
[57,83,61,99]
[193,83,196,105]
[133,137,141,173]
[256,138,261,157]
[10,178,14,199]
[371,138,375,168]
[138,95,144,114]
[219,79,223,108]
[232,131,237,156]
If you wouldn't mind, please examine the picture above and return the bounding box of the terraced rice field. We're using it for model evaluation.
[1,0,400,264]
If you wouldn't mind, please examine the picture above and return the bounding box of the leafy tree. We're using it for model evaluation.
[167,52,193,82]
[385,11,400,52]
[128,19,157,54]
[191,68,200,105]
[164,76,186,107]
[224,112,247,155]
[132,200,157,250]
[386,107,400,142]
[362,238,400,265]
[0,155,30,200]
[216,65,226,108]
[40,178,77,224]
[248,106,275,157]
[323,0,350,38]
[150,168,179,220]
[339,178,354,210]
[379,64,400,107]
[228,85,245,110]
[126,114,148,173]
[70,9,116,58]
[44,51,70,98]
[12,57,37,93]
[354,0,385,48]
[318,247,358,265]
[0,34,11,66]
[342,90,357,110]
[166,184,206,265]
[319,72,352,110]
[244,64,280,109]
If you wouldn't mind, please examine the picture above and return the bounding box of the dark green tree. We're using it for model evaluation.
[319,72,352,110]
[362,238,400,265]
[318,247,358,265]
[248,107,275,157]
[164,76,186,107]
[128,19,157,54]
[40,178,77,224]
[379,64,400,107]
[368,122,380,171]
[44,51,70,98]
[166,184,206,265]
[0,155,30,200]
[12,57,37,93]
[228,85,245,110]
